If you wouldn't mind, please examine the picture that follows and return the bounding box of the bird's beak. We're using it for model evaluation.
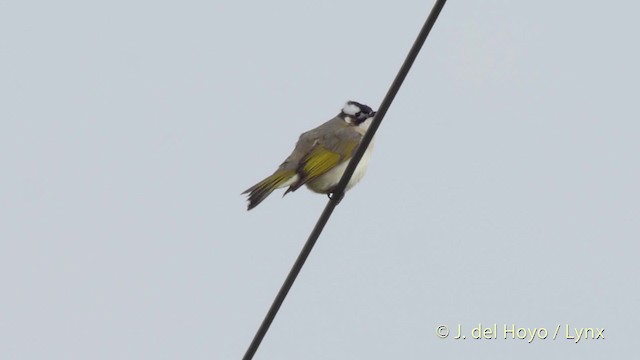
[370,111,376,118]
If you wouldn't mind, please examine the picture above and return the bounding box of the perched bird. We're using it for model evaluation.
[242,101,376,210]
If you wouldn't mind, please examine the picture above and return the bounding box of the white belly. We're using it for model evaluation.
[306,142,374,193]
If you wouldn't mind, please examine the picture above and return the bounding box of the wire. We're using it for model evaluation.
[242,1,448,359]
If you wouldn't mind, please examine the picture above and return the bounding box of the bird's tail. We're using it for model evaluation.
[242,170,297,210]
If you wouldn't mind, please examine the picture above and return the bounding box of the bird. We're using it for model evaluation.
[242,100,377,210]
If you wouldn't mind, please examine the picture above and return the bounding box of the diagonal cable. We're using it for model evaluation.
[243,1,448,359]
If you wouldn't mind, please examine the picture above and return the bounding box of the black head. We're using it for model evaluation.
[340,100,376,125]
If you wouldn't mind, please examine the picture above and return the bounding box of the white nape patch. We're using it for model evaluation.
[342,102,361,116]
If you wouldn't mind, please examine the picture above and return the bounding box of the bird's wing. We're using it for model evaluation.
[285,125,362,192]
[301,142,353,178]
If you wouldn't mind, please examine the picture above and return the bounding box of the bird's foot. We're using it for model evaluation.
[328,191,344,205]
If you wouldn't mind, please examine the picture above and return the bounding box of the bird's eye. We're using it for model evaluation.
[355,111,362,117]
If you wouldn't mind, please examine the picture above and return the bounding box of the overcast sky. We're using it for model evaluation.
[1,0,638,359]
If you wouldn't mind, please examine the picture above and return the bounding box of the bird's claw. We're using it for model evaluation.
[328,191,344,204]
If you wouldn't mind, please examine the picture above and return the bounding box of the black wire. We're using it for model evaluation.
[242,1,448,359]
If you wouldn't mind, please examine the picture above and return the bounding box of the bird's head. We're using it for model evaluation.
[340,101,376,127]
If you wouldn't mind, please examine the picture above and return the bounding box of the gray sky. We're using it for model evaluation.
[1,0,638,359]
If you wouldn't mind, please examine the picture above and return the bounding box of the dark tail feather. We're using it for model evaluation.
[242,170,295,210]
